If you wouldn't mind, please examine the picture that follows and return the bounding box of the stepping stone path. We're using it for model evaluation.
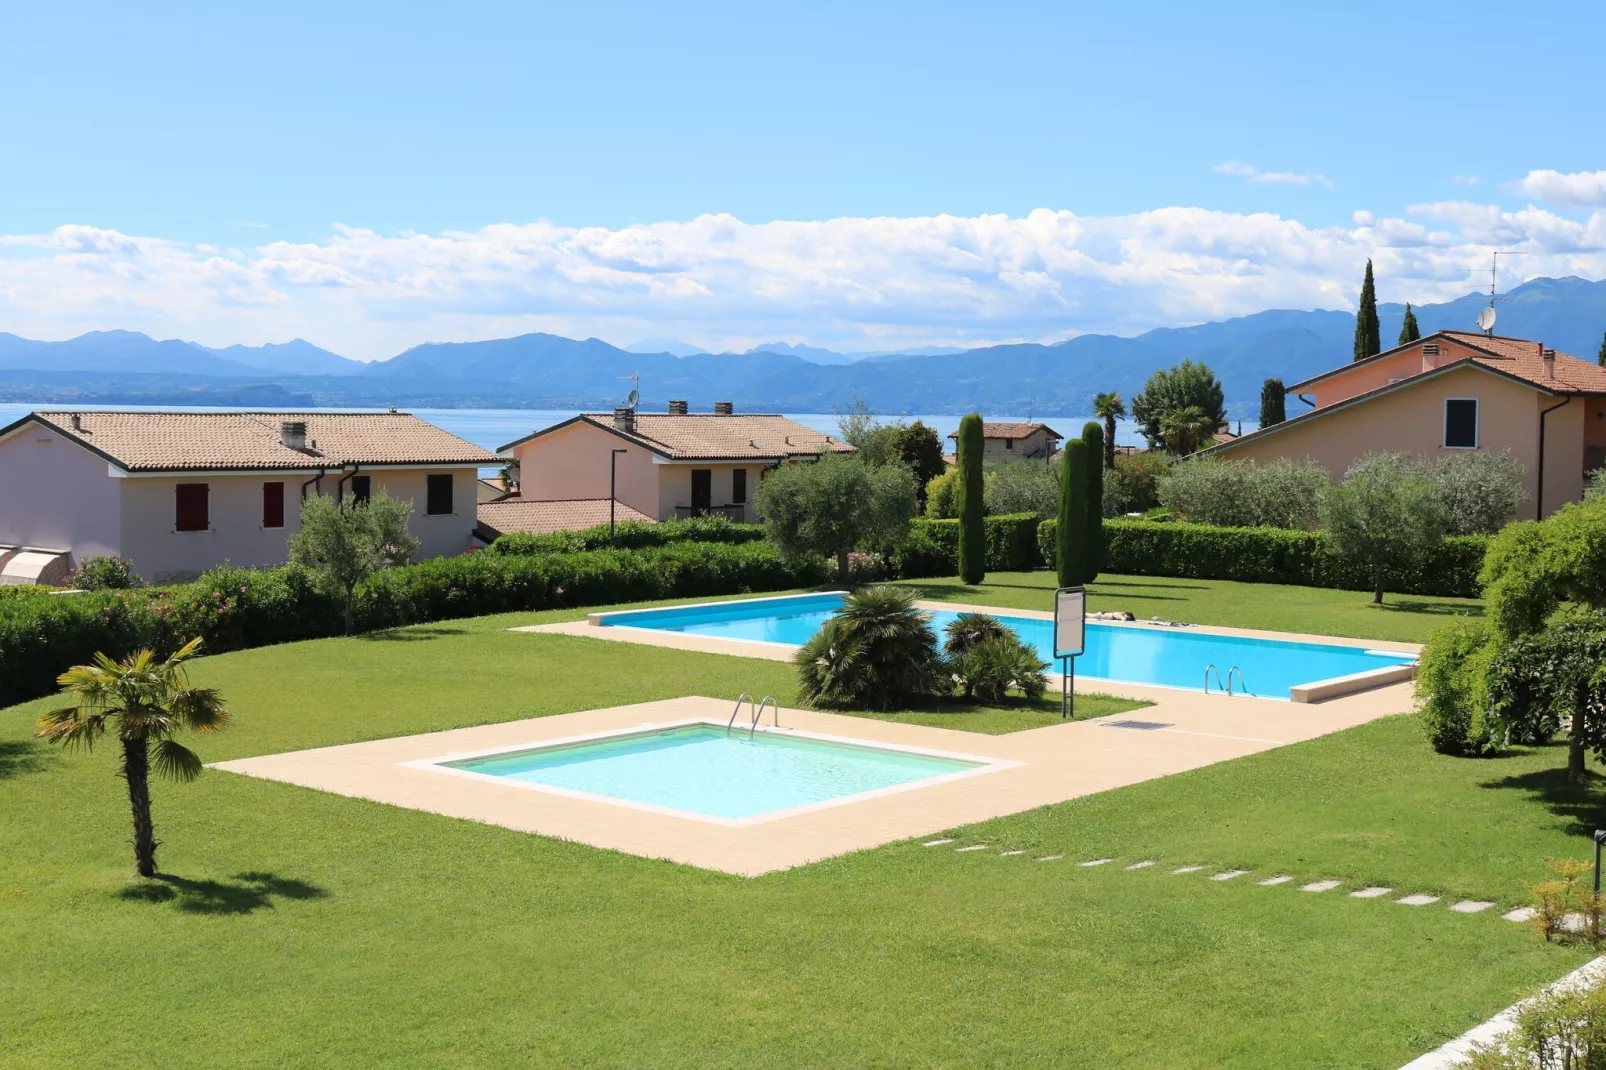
[922,838,954,847]
[998,850,1025,857]
[1211,870,1250,881]
[1450,900,1495,914]
[1563,912,1589,933]
[1125,861,1157,870]
[1301,880,1343,893]
[1396,894,1440,906]
[1258,876,1295,886]
[1080,858,1113,867]
[956,844,988,852]
[1503,907,1538,922]
[1036,855,1063,862]
[1349,887,1392,899]
[1172,865,1206,874]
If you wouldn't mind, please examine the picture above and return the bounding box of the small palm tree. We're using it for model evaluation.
[36,638,228,877]
[1159,405,1216,457]
[1092,392,1125,470]
[796,586,944,709]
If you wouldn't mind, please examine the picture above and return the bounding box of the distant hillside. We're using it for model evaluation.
[0,330,359,377]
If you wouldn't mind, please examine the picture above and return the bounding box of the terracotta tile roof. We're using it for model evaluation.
[504,413,854,460]
[945,422,1062,440]
[1436,332,1606,393]
[15,410,499,471]
[477,497,655,536]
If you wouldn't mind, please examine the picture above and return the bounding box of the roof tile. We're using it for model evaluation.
[477,497,655,536]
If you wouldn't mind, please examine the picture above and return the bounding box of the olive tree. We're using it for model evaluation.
[287,491,419,634]
[1321,452,1446,604]
[755,453,917,584]
[1429,449,1528,535]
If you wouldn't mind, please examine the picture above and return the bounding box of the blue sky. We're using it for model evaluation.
[1,1,1604,358]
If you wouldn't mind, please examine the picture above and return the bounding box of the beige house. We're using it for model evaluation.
[1207,330,1606,520]
[488,402,853,535]
[0,410,498,584]
[947,421,1062,462]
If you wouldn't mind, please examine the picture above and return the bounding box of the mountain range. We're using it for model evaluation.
[2,277,1604,416]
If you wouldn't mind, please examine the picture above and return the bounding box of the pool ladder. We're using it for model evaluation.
[726,692,780,738]
[1203,665,1250,697]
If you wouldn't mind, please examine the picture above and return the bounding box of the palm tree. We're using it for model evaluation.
[1159,405,1216,457]
[1091,392,1125,470]
[36,638,228,877]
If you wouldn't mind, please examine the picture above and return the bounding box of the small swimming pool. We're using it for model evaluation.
[597,593,1416,699]
[429,722,1003,824]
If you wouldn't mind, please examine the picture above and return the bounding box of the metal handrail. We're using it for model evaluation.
[749,695,779,737]
[1203,665,1226,695]
[726,692,754,736]
[1226,666,1250,697]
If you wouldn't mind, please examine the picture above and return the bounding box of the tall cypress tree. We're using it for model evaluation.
[1081,421,1104,582]
[1353,259,1381,362]
[956,413,986,585]
[1057,438,1088,589]
[1398,302,1421,344]
[1598,330,1606,368]
[1259,378,1286,428]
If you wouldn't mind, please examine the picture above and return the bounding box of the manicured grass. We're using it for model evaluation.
[896,570,1484,644]
[0,612,1591,1069]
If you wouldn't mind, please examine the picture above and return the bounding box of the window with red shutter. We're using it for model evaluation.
[263,482,285,528]
[175,484,209,532]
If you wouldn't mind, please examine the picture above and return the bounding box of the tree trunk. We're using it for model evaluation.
[836,549,851,586]
[1570,729,1588,782]
[1103,416,1117,470]
[343,583,355,636]
[1373,563,1385,605]
[122,735,158,878]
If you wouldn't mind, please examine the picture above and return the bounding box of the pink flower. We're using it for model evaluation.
[555,586,565,596]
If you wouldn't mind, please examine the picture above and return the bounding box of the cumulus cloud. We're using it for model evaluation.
[1214,161,1333,188]
[1511,169,1606,210]
[1,204,1604,360]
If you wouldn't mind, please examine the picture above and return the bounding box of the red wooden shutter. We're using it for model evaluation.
[262,482,285,528]
[175,484,209,531]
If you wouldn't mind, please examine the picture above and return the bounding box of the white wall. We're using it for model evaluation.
[0,422,122,561]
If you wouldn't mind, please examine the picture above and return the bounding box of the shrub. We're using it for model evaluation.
[982,459,1059,518]
[894,514,1041,578]
[794,586,944,710]
[68,555,143,590]
[491,513,766,554]
[924,468,960,519]
[1156,457,1329,530]
[1415,619,1496,754]
[942,613,1048,704]
[941,612,1008,655]
[1460,950,1606,1066]
[1430,449,1528,535]
[1104,452,1169,516]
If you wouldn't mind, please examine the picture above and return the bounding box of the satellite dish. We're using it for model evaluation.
[626,388,640,410]
[1476,306,1497,333]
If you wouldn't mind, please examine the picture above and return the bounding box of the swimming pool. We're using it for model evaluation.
[424,721,1005,825]
[596,593,1417,699]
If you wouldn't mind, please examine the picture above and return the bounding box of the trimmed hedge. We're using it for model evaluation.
[893,514,1042,578]
[1036,518,1485,598]
[490,514,766,554]
[0,541,829,708]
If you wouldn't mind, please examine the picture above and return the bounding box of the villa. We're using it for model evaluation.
[486,402,853,535]
[1206,330,1606,519]
[947,421,1062,462]
[0,410,498,583]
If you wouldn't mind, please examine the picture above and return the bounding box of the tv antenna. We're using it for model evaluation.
[1479,251,1527,336]
[618,373,639,411]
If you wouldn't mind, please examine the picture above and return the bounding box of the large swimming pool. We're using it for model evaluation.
[597,593,1416,699]
[432,722,1001,824]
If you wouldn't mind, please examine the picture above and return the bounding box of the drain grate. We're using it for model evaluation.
[1101,719,1174,731]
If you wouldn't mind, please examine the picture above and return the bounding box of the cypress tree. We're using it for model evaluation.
[1598,330,1606,368]
[1398,302,1421,344]
[1081,421,1104,582]
[1259,378,1286,428]
[1353,259,1381,362]
[956,413,986,585]
[1057,439,1089,588]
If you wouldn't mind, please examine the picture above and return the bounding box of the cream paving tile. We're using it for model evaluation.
[1450,900,1495,913]
[1126,860,1157,870]
[1349,887,1392,898]
[1503,907,1538,922]
[1258,876,1295,886]
[1397,894,1441,906]
[1301,880,1343,892]
[1212,870,1250,881]
[1172,865,1206,874]
[1080,858,1114,867]
[999,850,1026,857]
[922,838,954,847]
[1036,855,1063,862]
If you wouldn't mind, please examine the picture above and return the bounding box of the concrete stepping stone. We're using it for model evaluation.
[1301,880,1343,893]
[1396,894,1440,906]
[956,844,988,852]
[922,838,954,847]
[1450,900,1495,914]
[1172,865,1206,874]
[1563,912,1589,932]
[1080,858,1114,867]
[1211,870,1250,881]
[998,850,1025,857]
[1036,854,1063,862]
[1502,907,1537,922]
[1258,875,1294,886]
[1348,887,1391,899]
[1125,860,1157,870]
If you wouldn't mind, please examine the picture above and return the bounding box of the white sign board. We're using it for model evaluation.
[1054,586,1085,658]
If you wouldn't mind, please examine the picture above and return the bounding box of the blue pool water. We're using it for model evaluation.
[444,724,985,820]
[599,593,1416,699]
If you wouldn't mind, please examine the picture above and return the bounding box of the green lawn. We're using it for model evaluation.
[896,570,1484,644]
[1,599,1589,1069]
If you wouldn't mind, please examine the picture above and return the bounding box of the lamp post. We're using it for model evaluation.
[610,448,628,540]
[1595,830,1606,895]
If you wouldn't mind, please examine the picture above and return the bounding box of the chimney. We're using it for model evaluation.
[713,401,734,416]
[613,407,636,433]
[668,400,688,415]
[1544,348,1557,379]
[280,420,308,451]
[70,413,82,432]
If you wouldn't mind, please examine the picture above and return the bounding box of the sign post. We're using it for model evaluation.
[1053,586,1086,719]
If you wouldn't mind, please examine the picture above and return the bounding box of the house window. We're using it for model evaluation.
[175,484,209,532]
[262,482,285,529]
[1444,398,1479,449]
[426,474,453,515]
[691,469,712,513]
[351,475,371,504]
[1004,439,1014,450]
[732,468,747,505]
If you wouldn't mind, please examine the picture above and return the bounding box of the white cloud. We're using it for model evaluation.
[1451,174,1480,186]
[1214,161,1333,188]
[1511,169,1606,210]
[1,205,1605,360]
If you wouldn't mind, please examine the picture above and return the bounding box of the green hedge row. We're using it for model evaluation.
[1036,518,1485,598]
[490,514,766,554]
[893,513,1042,578]
[0,541,829,708]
